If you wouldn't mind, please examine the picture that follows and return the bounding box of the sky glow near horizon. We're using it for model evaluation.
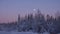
[0,0,60,23]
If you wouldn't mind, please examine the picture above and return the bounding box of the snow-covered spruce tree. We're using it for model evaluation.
[46,14,56,34]
[33,9,46,33]
[17,14,22,32]
[26,14,34,31]
[17,14,34,32]
[54,16,60,33]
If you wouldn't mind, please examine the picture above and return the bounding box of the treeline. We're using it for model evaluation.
[0,10,60,34]
[17,10,60,34]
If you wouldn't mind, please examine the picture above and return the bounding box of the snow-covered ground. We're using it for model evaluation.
[0,31,51,34]
[0,31,38,34]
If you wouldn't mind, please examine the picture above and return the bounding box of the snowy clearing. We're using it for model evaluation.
[0,31,38,34]
[0,31,51,34]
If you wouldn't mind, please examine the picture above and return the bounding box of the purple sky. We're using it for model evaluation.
[0,0,60,23]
